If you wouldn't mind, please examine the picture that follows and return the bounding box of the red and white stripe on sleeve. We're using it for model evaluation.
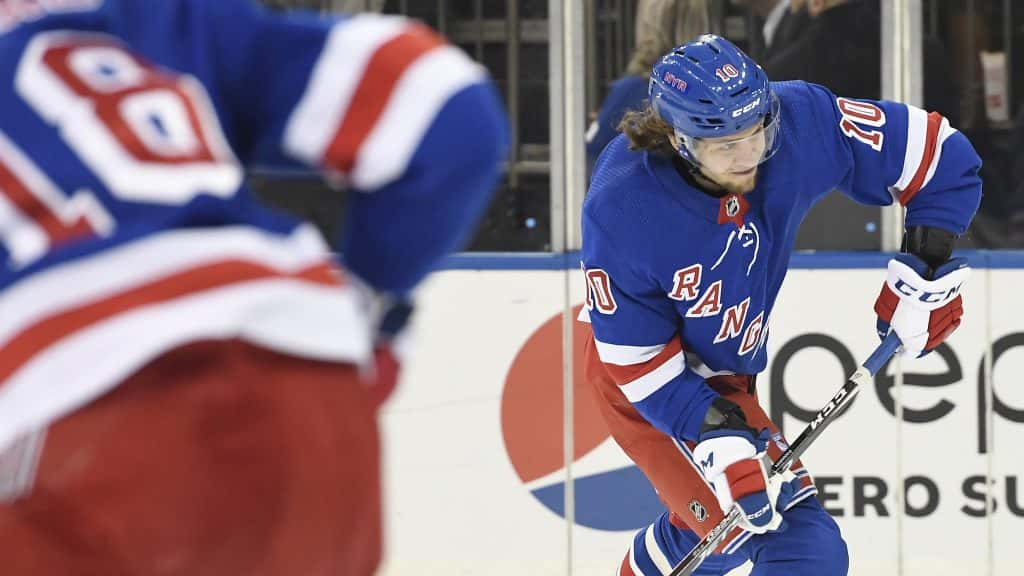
[595,336,685,402]
[0,224,371,454]
[892,105,957,205]
[283,14,485,190]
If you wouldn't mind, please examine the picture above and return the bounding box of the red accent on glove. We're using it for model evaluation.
[927,295,963,350]
[368,345,400,409]
[723,458,766,501]
[873,283,900,323]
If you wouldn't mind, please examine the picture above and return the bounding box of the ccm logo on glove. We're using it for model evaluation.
[891,277,961,303]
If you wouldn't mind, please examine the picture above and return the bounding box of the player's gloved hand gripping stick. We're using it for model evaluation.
[670,331,903,576]
[692,402,801,535]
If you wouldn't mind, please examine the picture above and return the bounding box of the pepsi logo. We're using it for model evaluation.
[500,305,666,531]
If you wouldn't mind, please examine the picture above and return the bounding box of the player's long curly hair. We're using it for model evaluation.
[619,104,677,157]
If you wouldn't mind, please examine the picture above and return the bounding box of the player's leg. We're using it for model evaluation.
[0,339,381,576]
[585,336,747,574]
[617,511,748,576]
[584,336,727,539]
[743,497,849,576]
[615,497,847,576]
[585,336,842,575]
[254,341,383,575]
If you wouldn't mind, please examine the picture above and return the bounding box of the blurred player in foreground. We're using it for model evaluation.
[0,0,507,574]
[581,35,979,575]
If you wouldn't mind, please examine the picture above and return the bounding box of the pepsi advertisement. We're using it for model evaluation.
[378,265,1022,576]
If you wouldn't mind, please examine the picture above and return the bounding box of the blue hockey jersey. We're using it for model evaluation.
[0,0,507,451]
[581,80,981,443]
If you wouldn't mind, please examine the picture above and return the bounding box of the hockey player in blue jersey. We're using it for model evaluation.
[0,0,506,574]
[581,35,979,575]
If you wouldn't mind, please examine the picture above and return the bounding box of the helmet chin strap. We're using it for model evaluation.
[673,134,742,195]
[676,151,730,195]
[694,171,734,196]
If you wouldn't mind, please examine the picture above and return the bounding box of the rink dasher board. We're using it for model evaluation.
[378,254,1023,576]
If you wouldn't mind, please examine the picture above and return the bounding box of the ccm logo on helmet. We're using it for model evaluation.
[731,97,761,118]
[662,71,687,92]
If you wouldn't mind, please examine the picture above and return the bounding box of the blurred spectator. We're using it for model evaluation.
[636,0,715,48]
[936,0,1012,247]
[1009,104,1024,244]
[734,0,808,59]
[585,43,663,171]
[969,100,1024,247]
[761,0,880,99]
[586,1,714,171]
[761,0,958,120]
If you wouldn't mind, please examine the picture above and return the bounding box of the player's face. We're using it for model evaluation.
[689,122,767,194]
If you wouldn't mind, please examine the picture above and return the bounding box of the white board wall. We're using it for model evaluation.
[378,262,1023,576]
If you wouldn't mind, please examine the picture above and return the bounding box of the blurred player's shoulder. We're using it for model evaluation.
[0,0,104,34]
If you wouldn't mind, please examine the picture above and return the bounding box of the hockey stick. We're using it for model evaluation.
[669,331,902,576]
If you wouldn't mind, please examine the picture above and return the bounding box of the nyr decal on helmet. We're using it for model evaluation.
[662,71,688,92]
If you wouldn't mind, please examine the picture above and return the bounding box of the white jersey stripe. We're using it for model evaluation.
[787,485,819,509]
[0,275,369,454]
[0,225,372,453]
[684,350,735,379]
[351,45,485,190]
[644,523,673,574]
[893,105,929,193]
[921,116,956,191]
[283,14,407,167]
[594,339,666,366]
[0,224,331,347]
[722,529,753,555]
[284,15,485,191]
[628,542,646,576]
[892,105,957,200]
[619,350,685,402]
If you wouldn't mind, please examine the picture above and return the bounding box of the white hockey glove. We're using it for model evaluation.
[874,253,969,359]
[692,398,799,534]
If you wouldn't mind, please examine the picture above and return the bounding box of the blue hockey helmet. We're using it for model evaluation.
[649,34,780,166]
